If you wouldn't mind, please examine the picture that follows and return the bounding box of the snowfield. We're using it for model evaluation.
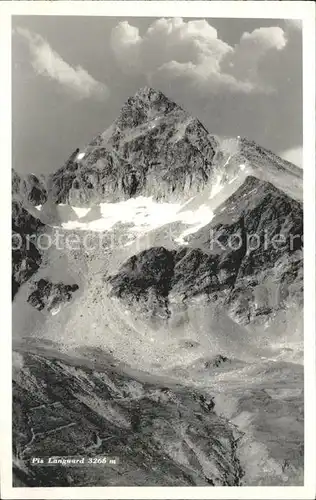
[47,196,215,246]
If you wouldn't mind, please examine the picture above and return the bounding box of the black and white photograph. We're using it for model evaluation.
[1,1,315,499]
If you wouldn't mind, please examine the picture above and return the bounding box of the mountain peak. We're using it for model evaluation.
[47,87,302,206]
[113,86,180,133]
[133,86,167,100]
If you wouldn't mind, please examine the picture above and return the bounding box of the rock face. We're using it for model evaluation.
[49,87,219,205]
[27,279,79,312]
[12,169,22,197]
[108,246,175,318]
[49,149,81,204]
[108,176,303,324]
[22,174,48,206]
[12,200,45,299]
[11,171,80,303]
[12,169,47,206]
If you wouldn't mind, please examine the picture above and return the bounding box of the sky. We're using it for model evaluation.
[12,16,302,176]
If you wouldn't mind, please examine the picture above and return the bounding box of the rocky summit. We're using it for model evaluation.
[49,87,219,205]
[12,87,304,487]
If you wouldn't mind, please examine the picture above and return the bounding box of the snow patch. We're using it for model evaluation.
[61,197,180,233]
[51,305,61,316]
[209,174,224,199]
[169,117,193,144]
[229,175,238,185]
[174,205,214,244]
[59,196,216,245]
[72,207,91,219]
[76,152,85,161]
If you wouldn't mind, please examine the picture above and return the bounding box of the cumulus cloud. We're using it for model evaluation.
[111,18,288,95]
[279,146,302,167]
[223,27,286,85]
[15,27,109,100]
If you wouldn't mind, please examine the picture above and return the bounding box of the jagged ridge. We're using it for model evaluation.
[46,87,302,207]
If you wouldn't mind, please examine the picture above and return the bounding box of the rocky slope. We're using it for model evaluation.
[13,350,246,487]
[12,199,44,299]
[107,176,303,325]
[27,279,79,313]
[12,169,80,303]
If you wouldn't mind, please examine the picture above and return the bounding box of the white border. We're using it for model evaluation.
[0,2,315,499]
